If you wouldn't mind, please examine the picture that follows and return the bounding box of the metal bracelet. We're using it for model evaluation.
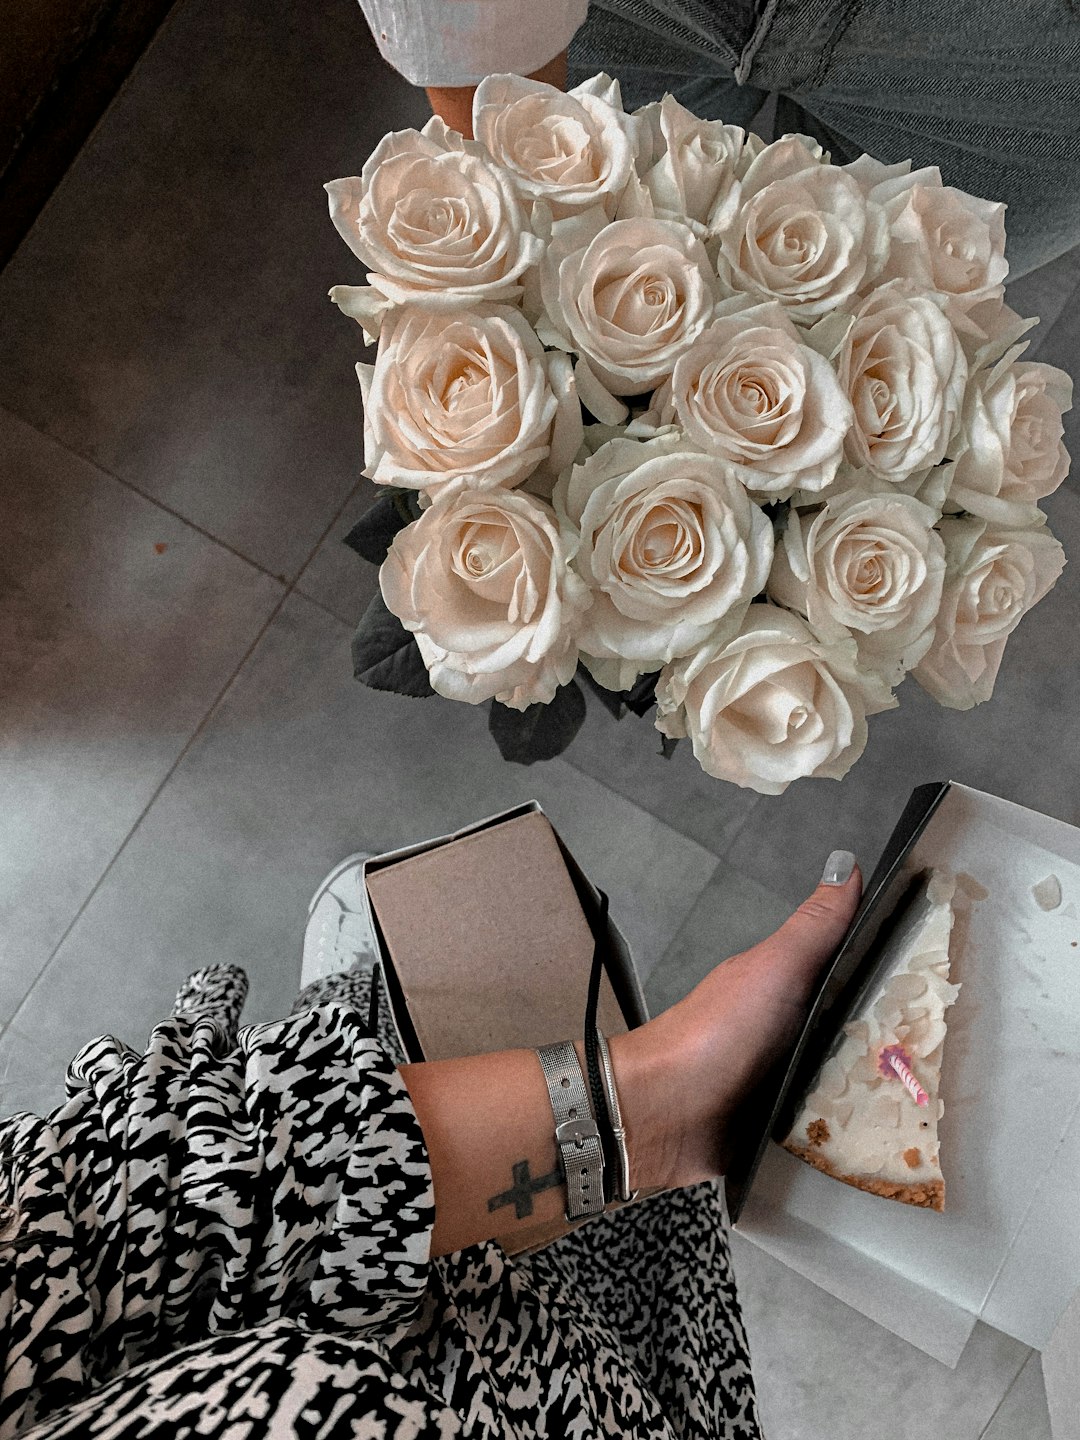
[535,1040,607,1220]
[596,1029,638,1205]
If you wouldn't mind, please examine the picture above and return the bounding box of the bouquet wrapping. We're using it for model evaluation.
[325,73,1070,795]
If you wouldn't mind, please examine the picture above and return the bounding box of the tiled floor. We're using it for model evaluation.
[2,1,1078,1434]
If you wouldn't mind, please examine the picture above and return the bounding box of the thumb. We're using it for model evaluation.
[767,849,863,998]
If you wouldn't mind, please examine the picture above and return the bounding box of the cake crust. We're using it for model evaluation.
[778,870,958,1211]
[782,1139,945,1211]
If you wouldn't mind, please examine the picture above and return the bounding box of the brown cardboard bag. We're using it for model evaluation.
[361,802,669,1255]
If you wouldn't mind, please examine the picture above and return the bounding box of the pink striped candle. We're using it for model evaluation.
[878,1044,929,1107]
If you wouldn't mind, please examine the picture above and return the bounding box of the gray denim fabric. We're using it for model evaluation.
[568,0,1080,278]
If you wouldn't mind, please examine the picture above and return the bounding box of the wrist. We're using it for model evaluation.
[425,86,476,140]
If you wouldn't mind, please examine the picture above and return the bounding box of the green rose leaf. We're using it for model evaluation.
[343,490,418,566]
[488,680,587,764]
[351,593,435,697]
[623,670,662,717]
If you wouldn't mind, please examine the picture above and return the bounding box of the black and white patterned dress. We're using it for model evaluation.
[0,961,761,1438]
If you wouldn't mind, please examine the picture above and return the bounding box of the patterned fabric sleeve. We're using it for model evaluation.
[0,965,435,1438]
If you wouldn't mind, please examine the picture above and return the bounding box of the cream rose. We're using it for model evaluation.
[536,208,718,413]
[326,117,542,310]
[768,488,947,683]
[655,605,895,794]
[380,488,589,710]
[472,73,637,219]
[846,156,1008,341]
[356,306,582,496]
[555,433,773,688]
[913,516,1065,709]
[651,299,852,497]
[637,94,750,234]
[714,136,890,321]
[837,280,967,482]
[946,357,1072,525]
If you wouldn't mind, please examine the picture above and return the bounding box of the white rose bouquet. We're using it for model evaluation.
[326,74,1070,794]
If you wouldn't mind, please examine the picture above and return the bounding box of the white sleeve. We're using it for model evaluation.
[357,0,589,87]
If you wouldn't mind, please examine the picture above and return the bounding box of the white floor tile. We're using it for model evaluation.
[0,407,282,1024]
[294,477,384,627]
[562,685,764,862]
[1,592,718,1120]
[980,1352,1052,1440]
[646,862,793,1016]
[0,2,428,578]
[729,1229,1031,1440]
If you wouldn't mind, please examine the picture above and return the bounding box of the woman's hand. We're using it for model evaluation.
[614,851,863,1194]
[400,852,859,1258]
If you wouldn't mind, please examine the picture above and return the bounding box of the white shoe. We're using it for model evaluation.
[300,852,379,990]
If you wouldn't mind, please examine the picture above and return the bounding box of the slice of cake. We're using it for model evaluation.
[780,870,960,1211]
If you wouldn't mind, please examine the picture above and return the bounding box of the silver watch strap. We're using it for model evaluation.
[536,1041,606,1220]
[596,1030,638,1205]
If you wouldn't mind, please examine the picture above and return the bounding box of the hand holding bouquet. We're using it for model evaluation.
[326,73,1070,795]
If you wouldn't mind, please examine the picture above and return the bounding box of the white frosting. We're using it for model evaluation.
[786,870,959,1191]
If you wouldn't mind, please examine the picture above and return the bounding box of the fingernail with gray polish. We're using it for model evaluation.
[821,850,856,886]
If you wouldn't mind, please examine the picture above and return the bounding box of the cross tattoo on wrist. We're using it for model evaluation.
[487,1157,564,1219]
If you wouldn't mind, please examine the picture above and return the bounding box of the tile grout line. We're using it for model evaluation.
[975,1352,1035,1440]
[1,466,371,1042]
[558,690,763,871]
[559,754,729,866]
[109,449,366,589]
[291,585,355,629]
[0,401,285,582]
[644,853,725,1007]
[0,400,366,587]
[296,474,369,574]
[289,474,372,623]
[0,581,289,1044]
[104,468,292,579]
